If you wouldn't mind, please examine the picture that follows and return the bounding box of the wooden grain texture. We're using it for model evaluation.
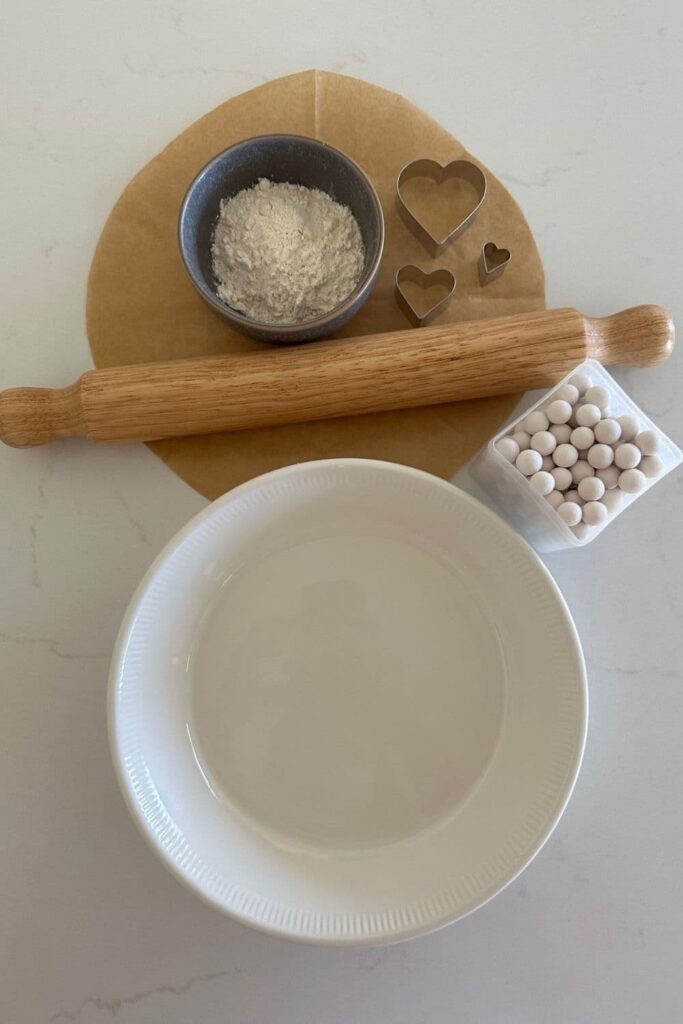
[85,70,547,498]
[0,305,673,448]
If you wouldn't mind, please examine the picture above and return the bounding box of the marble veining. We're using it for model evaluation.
[50,971,235,1023]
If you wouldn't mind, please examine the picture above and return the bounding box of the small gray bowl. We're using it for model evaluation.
[178,134,385,344]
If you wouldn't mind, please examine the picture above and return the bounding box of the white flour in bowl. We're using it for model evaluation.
[211,178,364,324]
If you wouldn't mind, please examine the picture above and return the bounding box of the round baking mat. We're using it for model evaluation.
[87,70,545,499]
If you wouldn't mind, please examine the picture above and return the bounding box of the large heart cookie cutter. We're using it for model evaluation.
[397,158,487,257]
[395,264,456,327]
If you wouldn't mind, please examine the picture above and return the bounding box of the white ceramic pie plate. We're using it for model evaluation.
[109,460,587,945]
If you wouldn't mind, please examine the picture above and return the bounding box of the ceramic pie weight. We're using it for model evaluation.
[87,70,545,499]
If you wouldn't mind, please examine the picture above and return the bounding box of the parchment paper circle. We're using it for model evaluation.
[87,70,545,499]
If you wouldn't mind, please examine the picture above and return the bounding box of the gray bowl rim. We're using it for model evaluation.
[177,133,385,338]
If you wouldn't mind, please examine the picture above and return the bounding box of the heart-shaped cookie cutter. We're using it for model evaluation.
[395,265,456,327]
[397,158,487,257]
[479,241,511,286]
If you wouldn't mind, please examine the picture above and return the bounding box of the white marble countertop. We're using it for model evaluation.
[2,2,682,1021]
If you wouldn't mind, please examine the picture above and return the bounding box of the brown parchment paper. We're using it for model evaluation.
[87,70,545,499]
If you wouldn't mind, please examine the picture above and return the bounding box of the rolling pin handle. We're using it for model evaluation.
[0,383,85,448]
[587,305,674,367]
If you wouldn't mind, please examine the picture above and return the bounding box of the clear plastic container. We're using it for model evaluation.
[469,359,682,552]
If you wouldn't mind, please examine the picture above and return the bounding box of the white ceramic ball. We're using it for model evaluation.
[495,437,520,463]
[524,410,550,434]
[578,476,605,501]
[614,442,641,470]
[550,423,572,443]
[640,454,664,478]
[587,443,614,469]
[570,426,594,450]
[542,455,554,471]
[594,418,621,444]
[584,385,610,412]
[575,403,601,428]
[570,460,594,484]
[618,468,646,493]
[557,501,582,526]
[546,399,573,425]
[530,430,557,455]
[616,414,639,441]
[551,466,573,491]
[530,470,555,495]
[635,429,659,456]
[569,372,591,394]
[546,490,565,509]
[564,489,584,505]
[511,430,531,451]
[516,449,543,476]
[554,384,580,405]
[553,443,578,468]
[582,500,608,526]
[600,489,622,513]
[596,465,620,489]
[572,522,590,541]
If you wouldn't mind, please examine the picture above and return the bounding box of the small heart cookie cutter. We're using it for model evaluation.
[478,241,511,286]
[395,265,456,328]
[397,158,487,257]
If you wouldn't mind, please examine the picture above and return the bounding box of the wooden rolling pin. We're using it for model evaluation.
[0,304,673,448]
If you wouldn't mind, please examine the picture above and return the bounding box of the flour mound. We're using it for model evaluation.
[211,178,365,324]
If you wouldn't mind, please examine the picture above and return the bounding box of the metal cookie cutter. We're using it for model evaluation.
[479,241,511,286]
[397,158,487,257]
[395,265,456,328]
